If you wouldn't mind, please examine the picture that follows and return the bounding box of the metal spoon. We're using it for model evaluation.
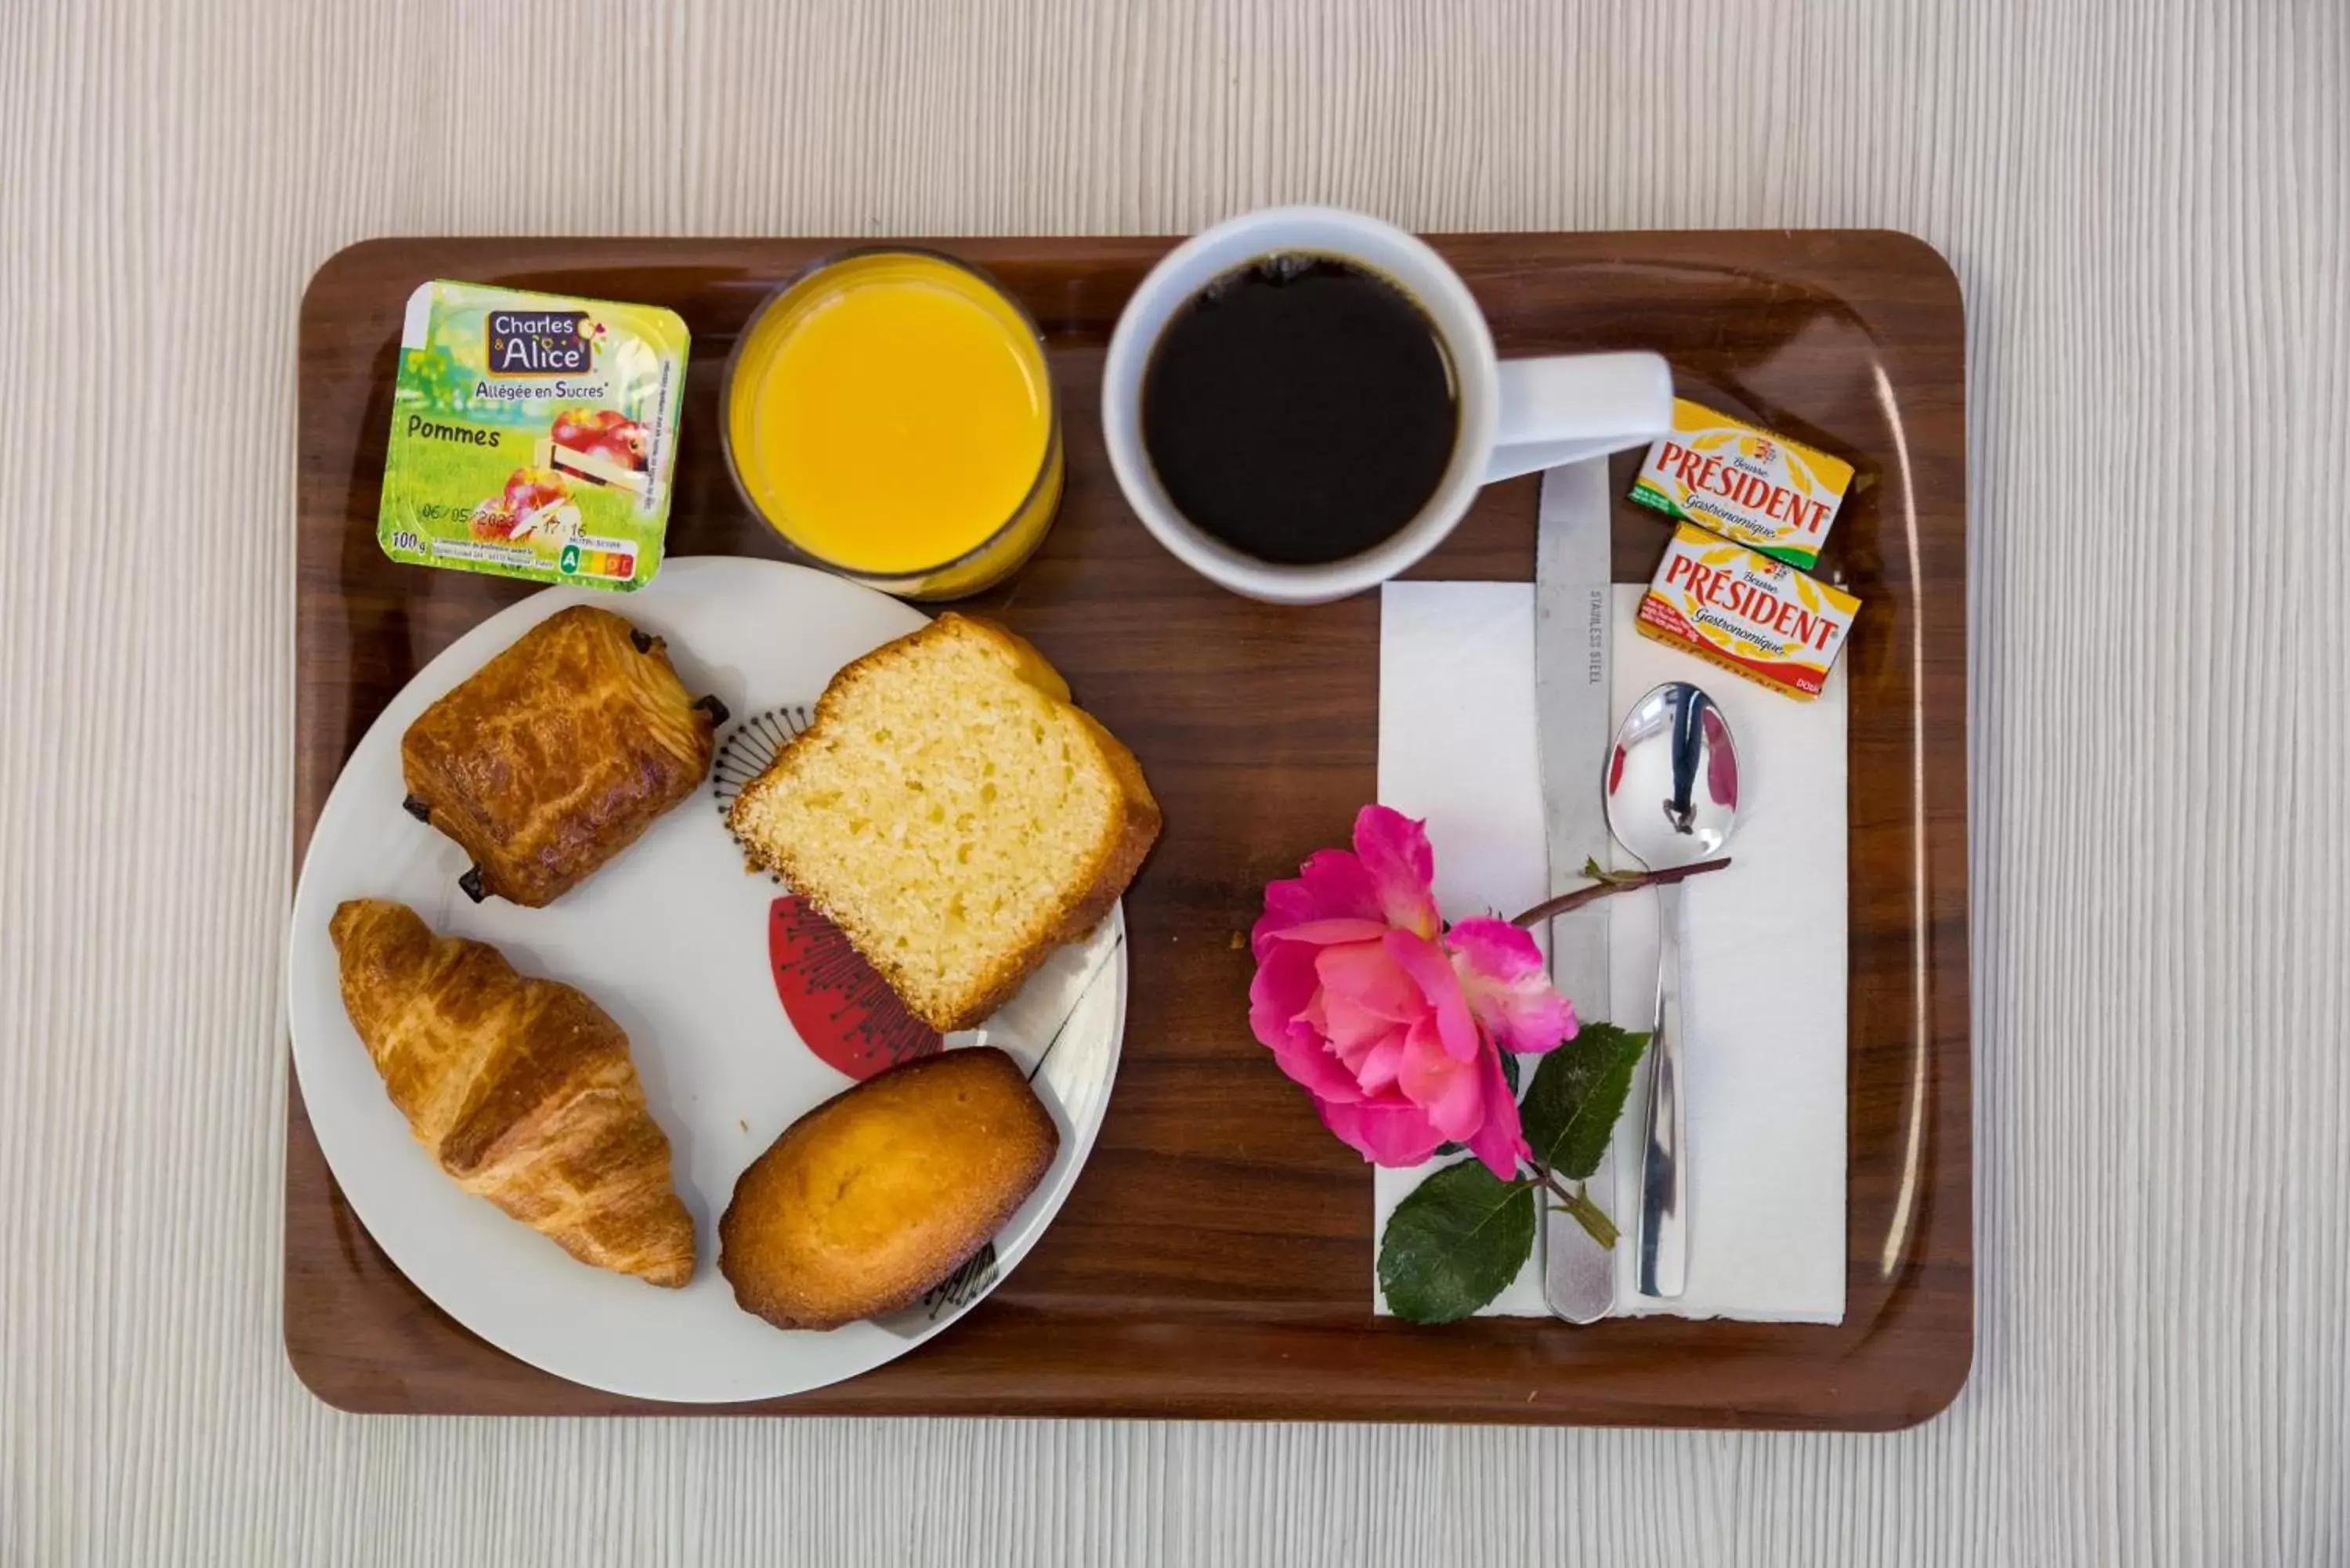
[1604,681,1741,1300]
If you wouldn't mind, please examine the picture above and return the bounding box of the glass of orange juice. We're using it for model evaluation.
[721,250,1062,600]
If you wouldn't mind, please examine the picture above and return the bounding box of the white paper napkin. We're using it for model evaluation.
[1372,581,1847,1323]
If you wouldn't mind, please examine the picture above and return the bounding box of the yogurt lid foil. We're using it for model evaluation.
[377,280,689,591]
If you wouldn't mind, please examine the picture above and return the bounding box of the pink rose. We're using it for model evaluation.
[1249,805,1578,1180]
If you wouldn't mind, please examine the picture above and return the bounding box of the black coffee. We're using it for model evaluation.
[1141,256,1456,566]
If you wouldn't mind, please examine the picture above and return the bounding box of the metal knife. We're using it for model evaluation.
[1534,457,1617,1324]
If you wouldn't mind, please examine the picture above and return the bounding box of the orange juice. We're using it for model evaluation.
[723,251,1061,598]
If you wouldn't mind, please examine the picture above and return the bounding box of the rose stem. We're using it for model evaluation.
[1531,1169,1621,1250]
[1507,857,1734,930]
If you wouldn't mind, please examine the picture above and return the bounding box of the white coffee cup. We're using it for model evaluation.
[1102,206,1674,605]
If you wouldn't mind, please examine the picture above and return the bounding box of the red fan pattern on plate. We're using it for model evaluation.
[768,894,942,1080]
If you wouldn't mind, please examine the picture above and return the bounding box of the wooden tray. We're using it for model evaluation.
[291,232,1970,1427]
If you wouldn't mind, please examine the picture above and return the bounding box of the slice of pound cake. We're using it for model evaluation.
[729,614,1160,1032]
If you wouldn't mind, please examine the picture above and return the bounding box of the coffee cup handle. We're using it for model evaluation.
[1484,351,1675,483]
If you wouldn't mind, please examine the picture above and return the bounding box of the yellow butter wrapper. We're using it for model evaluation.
[1629,399,1853,569]
[1636,522,1860,702]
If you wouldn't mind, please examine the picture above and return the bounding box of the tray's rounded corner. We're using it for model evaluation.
[281,1112,403,1415]
[299,237,415,334]
[1883,1315,1975,1431]
[281,1317,378,1414]
[1860,229,1965,321]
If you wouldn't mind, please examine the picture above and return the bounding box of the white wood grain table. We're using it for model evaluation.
[4,0,2344,1562]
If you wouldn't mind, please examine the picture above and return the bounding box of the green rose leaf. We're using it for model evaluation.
[1519,1022,1651,1181]
[1376,1162,1537,1324]
[1499,1048,1521,1097]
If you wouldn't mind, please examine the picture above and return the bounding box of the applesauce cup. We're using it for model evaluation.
[721,249,1064,602]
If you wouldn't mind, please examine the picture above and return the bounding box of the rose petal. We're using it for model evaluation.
[1330,1023,1413,1089]
[1298,988,1330,1041]
[1397,1017,1485,1139]
[1250,876,1324,958]
[1253,909,1390,962]
[1444,917,1545,984]
[1246,942,1320,1050]
[1296,847,1383,923]
[1269,1029,1369,1105]
[1325,995,1410,1065]
[1381,930,1480,1063]
[1315,941,1426,1024]
[1462,1043,1530,1180]
[1317,1096,1448,1169]
[1354,1030,1407,1095]
[1448,916,1578,1055]
[1352,805,1441,940]
[1268,919,1394,948]
[1253,847,1385,957]
[1249,953,1363,1106]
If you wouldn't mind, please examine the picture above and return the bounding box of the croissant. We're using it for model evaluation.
[328,898,696,1288]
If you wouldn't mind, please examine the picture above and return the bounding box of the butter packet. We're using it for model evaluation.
[1636,522,1860,702]
[377,281,689,590]
[1629,398,1853,569]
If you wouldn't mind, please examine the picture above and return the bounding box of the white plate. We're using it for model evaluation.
[285,557,1126,1403]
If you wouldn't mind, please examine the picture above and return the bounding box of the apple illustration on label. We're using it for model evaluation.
[552,406,650,471]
